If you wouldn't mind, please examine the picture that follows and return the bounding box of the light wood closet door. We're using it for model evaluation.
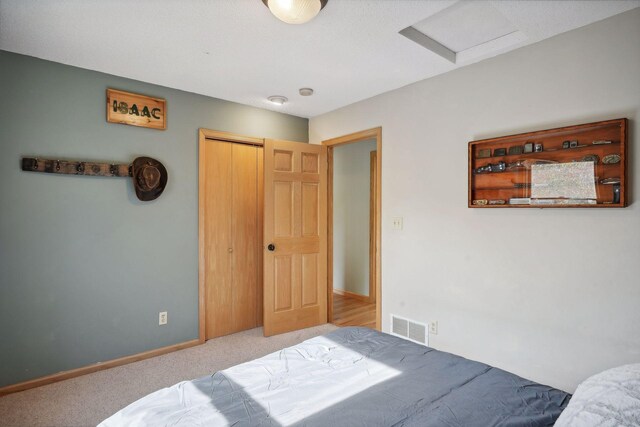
[263,139,327,336]
[203,140,263,339]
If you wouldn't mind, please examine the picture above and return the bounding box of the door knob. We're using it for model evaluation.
[267,243,275,251]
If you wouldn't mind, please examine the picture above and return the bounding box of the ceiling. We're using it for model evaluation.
[1,0,638,118]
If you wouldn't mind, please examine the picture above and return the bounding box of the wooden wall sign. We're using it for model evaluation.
[107,89,166,130]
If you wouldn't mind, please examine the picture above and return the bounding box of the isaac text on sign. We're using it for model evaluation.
[106,89,166,130]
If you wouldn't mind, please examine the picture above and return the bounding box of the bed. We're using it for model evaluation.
[99,327,570,426]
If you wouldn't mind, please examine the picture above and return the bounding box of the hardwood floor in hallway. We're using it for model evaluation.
[332,293,376,328]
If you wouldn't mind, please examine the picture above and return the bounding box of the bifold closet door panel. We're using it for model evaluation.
[256,149,264,327]
[204,141,234,339]
[231,143,261,332]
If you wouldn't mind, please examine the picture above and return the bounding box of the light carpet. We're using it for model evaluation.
[0,324,338,427]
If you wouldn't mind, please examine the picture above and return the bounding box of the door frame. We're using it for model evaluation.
[322,127,382,331]
[198,128,264,343]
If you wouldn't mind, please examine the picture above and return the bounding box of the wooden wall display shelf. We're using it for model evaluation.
[468,118,627,208]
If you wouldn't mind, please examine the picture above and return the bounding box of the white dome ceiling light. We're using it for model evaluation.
[262,0,328,25]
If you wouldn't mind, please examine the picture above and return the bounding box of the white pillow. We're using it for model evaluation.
[555,363,640,426]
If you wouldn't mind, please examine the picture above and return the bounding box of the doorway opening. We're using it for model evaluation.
[322,128,381,330]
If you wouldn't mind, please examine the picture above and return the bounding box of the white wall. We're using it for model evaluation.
[310,9,640,393]
[333,139,377,296]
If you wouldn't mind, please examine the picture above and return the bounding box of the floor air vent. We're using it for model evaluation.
[390,314,428,346]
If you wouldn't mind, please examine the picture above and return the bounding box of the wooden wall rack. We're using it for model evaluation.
[468,118,627,208]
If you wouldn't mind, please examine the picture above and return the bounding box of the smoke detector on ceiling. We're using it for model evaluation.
[267,95,288,105]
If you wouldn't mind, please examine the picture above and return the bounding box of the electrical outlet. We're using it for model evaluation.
[429,321,438,335]
[392,217,403,230]
[159,311,168,326]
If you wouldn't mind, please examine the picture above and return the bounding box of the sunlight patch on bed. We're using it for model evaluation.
[221,335,401,425]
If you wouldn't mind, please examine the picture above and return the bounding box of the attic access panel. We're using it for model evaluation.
[400,1,526,64]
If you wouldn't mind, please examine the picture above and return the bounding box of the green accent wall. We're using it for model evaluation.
[0,50,308,387]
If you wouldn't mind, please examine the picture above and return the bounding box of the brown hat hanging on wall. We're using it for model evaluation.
[21,156,168,201]
[131,157,168,201]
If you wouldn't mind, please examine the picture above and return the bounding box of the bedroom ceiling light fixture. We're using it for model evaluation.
[261,0,328,25]
[299,87,314,96]
[267,95,288,105]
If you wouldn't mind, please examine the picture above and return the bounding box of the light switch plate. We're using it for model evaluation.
[392,217,403,230]
[159,311,168,325]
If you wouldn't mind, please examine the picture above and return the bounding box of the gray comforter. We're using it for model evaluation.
[100,327,570,426]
